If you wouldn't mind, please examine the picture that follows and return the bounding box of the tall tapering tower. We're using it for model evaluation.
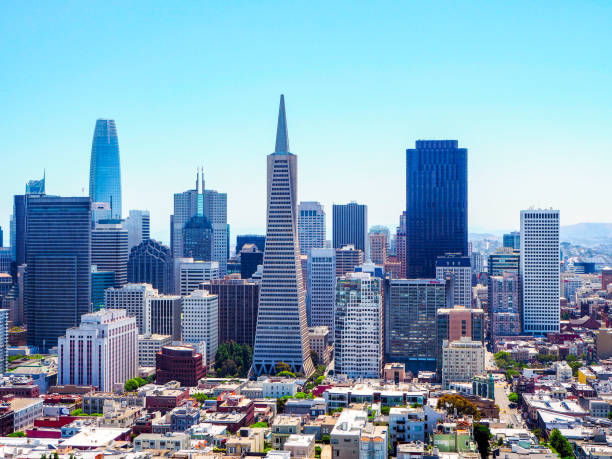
[252,95,314,377]
[89,119,122,219]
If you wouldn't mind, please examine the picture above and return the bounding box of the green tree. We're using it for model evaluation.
[473,423,492,459]
[381,406,390,415]
[315,445,322,458]
[549,428,574,459]
[214,341,253,377]
[315,375,325,385]
[295,392,308,399]
[276,395,291,413]
[275,361,291,374]
[508,392,519,403]
[277,370,296,378]
[124,379,138,391]
[193,392,211,404]
[134,377,147,387]
[250,421,268,428]
[321,434,330,444]
[436,394,482,420]
[7,431,26,437]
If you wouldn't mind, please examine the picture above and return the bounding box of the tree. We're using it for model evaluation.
[134,377,147,387]
[508,392,519,403]
[315,375,325,385]
[250,422,268,428]
[315,445,322,458]
[473,423,491,459]
[295,392,308,399]
[214,341,253,377]
[277,370,296,378]
[275,361,291,374]
[310,350,320,367]
[276,395,291,413]
[436,394,482,420]
[381,406,390,415]
[193,392,211,404]
[124,379,139,392]
[7,431,25,437]
[549,428,574,459]
[321,434,330,444]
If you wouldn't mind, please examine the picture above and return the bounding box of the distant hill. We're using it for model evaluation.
[560,223,612,245]
[468,232,499,241]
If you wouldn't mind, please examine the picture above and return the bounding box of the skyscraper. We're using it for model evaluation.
[386,279,448,372]
[252,95,314,377]
[182,289,219,365]
[488,248,520,336]
[203,187,228,275]
[89,119,122,219]
[170,181,199,258]
[128,239,173,294]
[334,272,383,379]
[405,140,468,278]
[58,309,137,391]
[490,272,520,337]
[335,245,363,277]
[436,306,484,376]
[435,253,472,308]
[124,210,151,250]
[25,196,91,352]
[201,276,259,347]
[182,215,213,261]
[92,221,129,287]
[521,209,560,334]
[298,201,326,255]
[369,232,387,265]
[332,203,368,253]
[503,231,520,250]
[307,248,336,331]
[236,235,266,253]
[11,174,46,266]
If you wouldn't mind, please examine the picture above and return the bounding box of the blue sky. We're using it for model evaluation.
[1,1,611,244]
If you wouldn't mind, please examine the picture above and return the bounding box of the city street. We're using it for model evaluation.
[494,380,524,428]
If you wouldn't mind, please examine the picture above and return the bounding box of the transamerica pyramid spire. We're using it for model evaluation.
[274,94,290,153]
[252,95,314,377]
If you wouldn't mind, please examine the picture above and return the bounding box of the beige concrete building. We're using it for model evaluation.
[308,326,333,366]
[284,434,316,458]
[272,415,302,449]
[331,409,387,459]
[442,337,485,389]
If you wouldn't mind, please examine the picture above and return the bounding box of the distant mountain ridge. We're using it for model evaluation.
[560,223,612,244]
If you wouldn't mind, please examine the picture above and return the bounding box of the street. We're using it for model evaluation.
[494,380,524,428]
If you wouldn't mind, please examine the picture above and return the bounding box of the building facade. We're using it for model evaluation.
[252,95,314,376]
[174,259,220,296]
[405,140,468,278]
[369,232,387,265]
[105,283,157,335]
[386,279,448,373]
[181,289,219,365]
[435,254,472,308]
[124,210,150,250]
[182,215,213,262]
[138,334,172,367]
[156,345,206,387]
[58,309,138,391]
[490,272,521,337]
[436,306,484,376]
[150,296,182,340]
[335,245,363,277]
[332,203,368,253]
[334,272,383,379]
[520,209,560,334]
[127,239,173,294]
[441,337,485,389]
[307,248,336,331]
[92,222,129,287]
[25,196,91,352]
[89,119,122,219]
[201,276,259,347]
[298,201,326,255]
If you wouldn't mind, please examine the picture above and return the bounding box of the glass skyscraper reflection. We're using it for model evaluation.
[89,119,122,219]
[405,140,468,278]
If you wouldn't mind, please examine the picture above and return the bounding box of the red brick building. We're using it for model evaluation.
[156,345,206,387]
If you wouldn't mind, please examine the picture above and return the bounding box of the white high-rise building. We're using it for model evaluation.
[58,309,138,391]
[334,272,383,379]
[435,254,472,308]
[203,189,228,276]
[124,210,150,250]
[307,248,336,332]
[521,209,560,334]
[181,289,219,365]
[174,258,220,296]
[298,201,326,255]
[252,95,314,377]
[105,283,157,334]
[441,337,485,389]
[138,333,172,367]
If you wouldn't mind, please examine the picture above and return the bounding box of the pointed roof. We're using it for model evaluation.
[274,94,290,153]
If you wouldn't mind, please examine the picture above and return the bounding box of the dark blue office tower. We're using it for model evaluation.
[25,196,91,352]
[405,140,468,278]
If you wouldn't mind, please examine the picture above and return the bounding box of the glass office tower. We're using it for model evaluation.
[89,119,122,219]
[405,140,468,278]
[25,196,91,352]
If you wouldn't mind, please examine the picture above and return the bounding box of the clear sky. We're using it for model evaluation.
[1,1,611,245]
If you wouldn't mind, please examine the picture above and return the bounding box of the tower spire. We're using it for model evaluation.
[274,94,290,153]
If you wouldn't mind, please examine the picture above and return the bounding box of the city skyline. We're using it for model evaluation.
[2,2,611,242]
